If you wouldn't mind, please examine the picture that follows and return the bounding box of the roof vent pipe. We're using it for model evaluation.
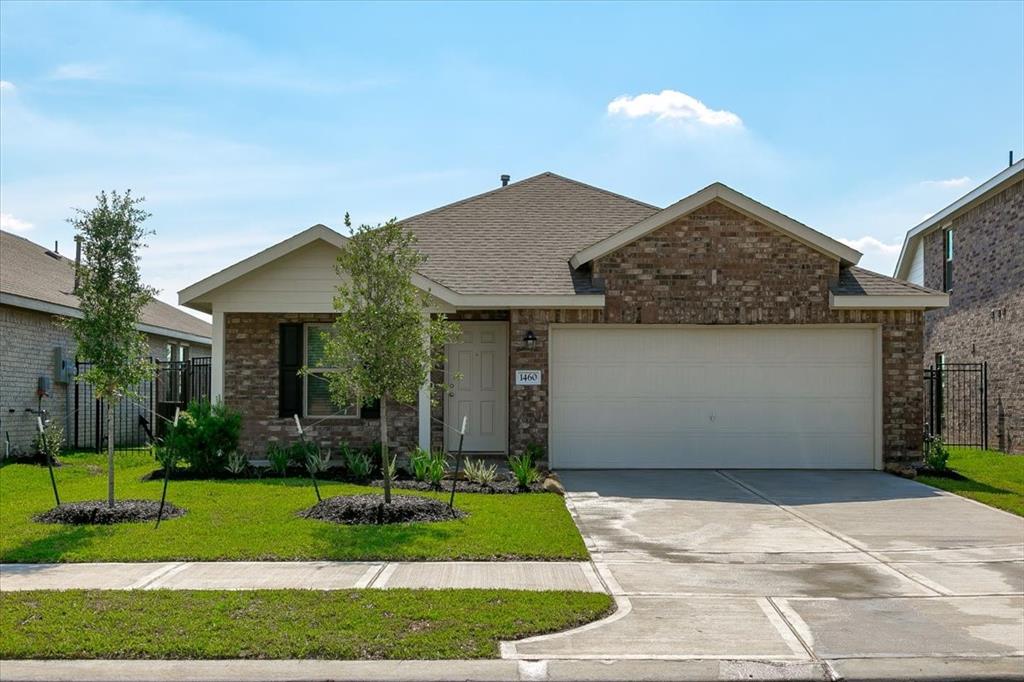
[500,174,510,187]
[1011,150,1015,167]
[73,235,83,294]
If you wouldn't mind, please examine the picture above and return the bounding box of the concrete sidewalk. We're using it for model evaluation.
[0,561,605,592]
[4,657,1024,681]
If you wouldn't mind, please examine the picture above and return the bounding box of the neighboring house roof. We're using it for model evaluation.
[402,172,660,295]
[828,266,949,310]
[894,160,1023,280]
[570,182,862,268]
[1,230,212,344]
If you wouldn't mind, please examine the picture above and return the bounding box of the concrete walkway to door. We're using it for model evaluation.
[504,470,1024,679]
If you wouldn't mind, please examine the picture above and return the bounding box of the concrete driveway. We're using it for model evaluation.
[505,470,1024,679]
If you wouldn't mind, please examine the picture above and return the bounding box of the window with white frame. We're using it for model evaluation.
[304,323,357,418]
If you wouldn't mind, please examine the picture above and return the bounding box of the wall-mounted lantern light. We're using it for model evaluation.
[523,330,537,351]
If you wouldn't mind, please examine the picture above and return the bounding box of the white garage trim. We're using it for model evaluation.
[548,324,883,470]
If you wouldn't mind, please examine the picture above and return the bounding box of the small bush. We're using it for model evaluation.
[508,453,540,489]
[410,448,431,482]
[523,443,545,466]
[224,451,247,476]
[267,443,289,477]
[925,435,951,472]
[161,400,242,475]
[464,458,498,486]
[382,452,398,481]
[33,422,64,464]
[425,450,448,488]
[340,443,373,482]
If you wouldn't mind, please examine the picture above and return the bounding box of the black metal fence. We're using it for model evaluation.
[74,357,212,453]
[924,362,988,449]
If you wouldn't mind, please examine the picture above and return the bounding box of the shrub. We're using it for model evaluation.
[267,443,290,477]
[33,422,64,464]
[410,448,431,482]
[464,458,497,486]
[339,443,373,482]
[508,453,540,489]
[224,451,248,476]
[925,435,951,472]
[523,443,545,466]
[161,400,242,475]
[382,452,397,481]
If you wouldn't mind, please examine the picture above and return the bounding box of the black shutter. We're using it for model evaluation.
[279,323,303,418]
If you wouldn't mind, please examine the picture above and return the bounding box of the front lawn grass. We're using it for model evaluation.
[0,589,612,659]
[917,447,1024,516]
[0,451,587,562]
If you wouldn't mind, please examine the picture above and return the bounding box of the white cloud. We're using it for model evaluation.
[0,80,14,91]
[920,176,971,188]
[608,90,743,127]
[50,63,108,81]
[0,213,34,232]
[838,235,903,256]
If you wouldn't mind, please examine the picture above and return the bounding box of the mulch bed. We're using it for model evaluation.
[299,494,466,525]
[35,500,186,525]
[374,478,544,494]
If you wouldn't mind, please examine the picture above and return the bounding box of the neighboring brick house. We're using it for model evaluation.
[1,230,212,453]
[181,173,947,469]
[895,161,1023,453]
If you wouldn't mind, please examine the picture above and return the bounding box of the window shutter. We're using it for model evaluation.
[279,323,303,418]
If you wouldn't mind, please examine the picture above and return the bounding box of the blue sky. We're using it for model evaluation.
[2,1,1022,319]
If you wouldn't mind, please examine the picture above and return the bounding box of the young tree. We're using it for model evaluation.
[69,190,156,508]
[317,215,459,504]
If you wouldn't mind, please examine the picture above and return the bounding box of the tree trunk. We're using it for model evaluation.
[380,395,391,504]
[106,401,115,508]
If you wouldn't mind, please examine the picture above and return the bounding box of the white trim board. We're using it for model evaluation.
[570,182,862,269]
[829,292,950,310]
[0,292,212,346]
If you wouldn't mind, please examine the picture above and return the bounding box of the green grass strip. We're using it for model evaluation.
[0,451,587,562]
[0,589,613,660]
[917,447,1024,516]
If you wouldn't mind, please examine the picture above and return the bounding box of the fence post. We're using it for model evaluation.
[74,360,80,450]
[982,362,988,451]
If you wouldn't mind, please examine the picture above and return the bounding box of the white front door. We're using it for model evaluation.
[446,322,509,453]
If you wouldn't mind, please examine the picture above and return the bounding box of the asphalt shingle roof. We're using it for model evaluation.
[401,172,660,295]
[1,230,212,340]
[831,266,942,296]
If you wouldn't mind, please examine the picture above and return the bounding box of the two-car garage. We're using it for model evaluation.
[548,325,880,470]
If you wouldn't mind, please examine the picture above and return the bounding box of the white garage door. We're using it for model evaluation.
[549,326,878,469]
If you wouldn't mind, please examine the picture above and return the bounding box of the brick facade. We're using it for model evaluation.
[921,178,1023,452]
[224,313,418,457]
[0,304,210,453]
[502,201,924,465]
[221,200,927,466]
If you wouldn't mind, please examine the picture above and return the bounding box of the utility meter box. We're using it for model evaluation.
[53,347,73,384]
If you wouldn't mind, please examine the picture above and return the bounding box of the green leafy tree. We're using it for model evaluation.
[315,214,459,504]
[69,190,156,508]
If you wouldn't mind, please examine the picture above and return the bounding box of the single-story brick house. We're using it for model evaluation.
[180,173,948,469]
[1,230,212,452]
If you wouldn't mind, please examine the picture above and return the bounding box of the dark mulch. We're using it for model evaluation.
[374,478,544,494]
[299,494,466,525]
[35,500,186,525]
[918,467,968,480]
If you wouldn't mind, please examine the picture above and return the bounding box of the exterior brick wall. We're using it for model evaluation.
[501,201,924,465]
[224,313,418,457]
[922,178,1023,452]
[0,304,210,453]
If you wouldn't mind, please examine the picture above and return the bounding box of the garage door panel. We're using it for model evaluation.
[550,327,876,469]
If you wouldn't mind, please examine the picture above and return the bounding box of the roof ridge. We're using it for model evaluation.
[398,171,660,226]
[397,172,555,225]
[539,172,661,211]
